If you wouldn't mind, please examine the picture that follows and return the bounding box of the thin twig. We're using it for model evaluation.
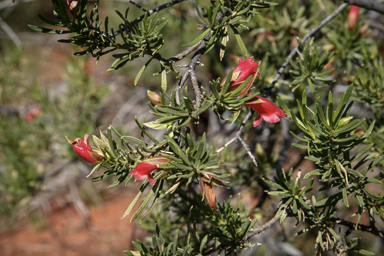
[332,217,384,238]
[109,0,187,37]
[242,216,280,241]
[190,68,202,108]
[169,41,205,62]
[0,15,22,48]
[175,35,209,105]
[264,2,349,97]
[128,0,148,12]
[238,136,258,166]
[216,110,254,153]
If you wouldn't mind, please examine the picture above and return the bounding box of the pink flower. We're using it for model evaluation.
[67,134,105,163]
[130,162,158,185]
[243,96,286,127]
[221,57,260,96]
[348,6,359,31]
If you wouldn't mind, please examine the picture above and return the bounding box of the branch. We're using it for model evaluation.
[264,2,349,96]
[242,216,279,241]
[0,12,22,48]
[332,217,384,238]
[175,40,207,105]
[345,0,384,15]
[128,0,147,12]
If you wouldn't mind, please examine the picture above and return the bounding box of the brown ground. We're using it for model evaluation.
[0,189,147,256]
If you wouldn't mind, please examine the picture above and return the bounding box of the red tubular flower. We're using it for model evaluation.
[243,96,286,127]
[130,156,170,185]
[348,6,359,31]
[221,57,260,96]
[67,134,105,163]
[130,162,157,185]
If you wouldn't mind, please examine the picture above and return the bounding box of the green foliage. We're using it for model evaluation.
[191,0,275,59]
[124,195,256,256]
[289,40,335,92]
[274,87,384,254]
[324,9,373,75]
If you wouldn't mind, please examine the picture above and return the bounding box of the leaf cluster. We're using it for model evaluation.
[270,86,384,254]
[289,40,335,92]
[191,0,275,59]
[124,195,256,256]
[29,0,167,69]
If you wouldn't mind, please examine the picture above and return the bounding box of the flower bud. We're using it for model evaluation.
[67,0,78,15]
[66,134,105,163]
[147,90,163,105]
[348,6,359,31]
[338,116,353,128]
[220,57,260,96]
[255,143,265,158]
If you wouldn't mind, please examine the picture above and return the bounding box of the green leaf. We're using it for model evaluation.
[230,25,248,57]
[144,121,168,129]
[131,179,162,222]
[342,188,349,208]
[220,69,234,96]
[173,230,179,256]
[140,179,164,222]
[121,183,148,219]
[166,136,191,165]
[28,24,71,34]
[86,162,102,178]
[181,28,211,47]
[358,249,375,255]
[38,14,66,27]
[161,62,167,92]
[191,100,213,118]
[134,58,153,85]
[194,2,209,25]
[199,235,208,253]
[51,0,71,24]
[156,105,189,117]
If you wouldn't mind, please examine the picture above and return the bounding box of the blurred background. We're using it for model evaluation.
[1,0,384,255]
[0,0,162,255]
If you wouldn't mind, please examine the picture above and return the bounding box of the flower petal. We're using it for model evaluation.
[261,113,281,123]
[130,162,158,184]
[253,115,262,127]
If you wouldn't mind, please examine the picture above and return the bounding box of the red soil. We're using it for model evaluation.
[0,190,147,256]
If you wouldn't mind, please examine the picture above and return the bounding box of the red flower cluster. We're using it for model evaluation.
[67,134,105,163]
[224,57,286,127]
